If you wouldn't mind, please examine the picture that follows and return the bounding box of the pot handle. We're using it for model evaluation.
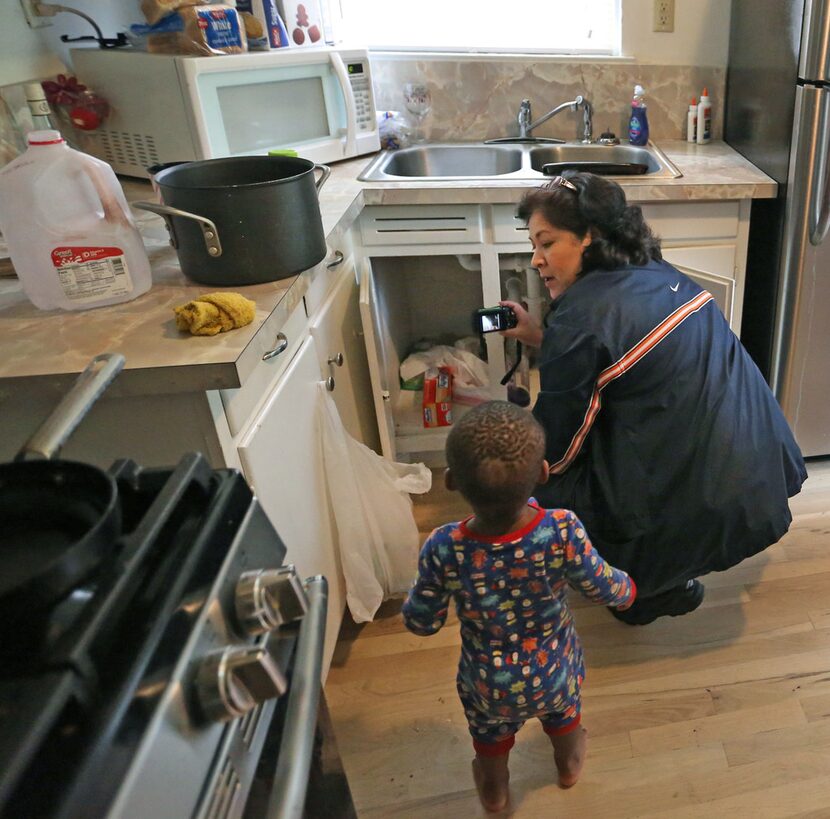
[312,164,331,193]
[133,201,223,258]
[18,353,126,462]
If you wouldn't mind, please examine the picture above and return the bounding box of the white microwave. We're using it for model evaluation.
[71,46,379,178]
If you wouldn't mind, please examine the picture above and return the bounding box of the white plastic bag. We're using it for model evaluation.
[399,344,491,404]
[317,383,432,622]
[376,111,411,150]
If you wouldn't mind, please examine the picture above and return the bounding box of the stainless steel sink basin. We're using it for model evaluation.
[528,144,663,175]
[364,145,523,178]
[358,141,681,182]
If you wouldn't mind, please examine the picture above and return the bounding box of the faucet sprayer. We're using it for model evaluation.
[486,94,593,145]
[519,96,593,142]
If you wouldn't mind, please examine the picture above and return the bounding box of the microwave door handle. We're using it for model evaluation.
[330,51,357,156]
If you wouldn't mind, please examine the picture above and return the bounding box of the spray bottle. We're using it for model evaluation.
[628,85,649,146]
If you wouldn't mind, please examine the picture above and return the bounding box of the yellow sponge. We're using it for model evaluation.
[174,291,256,336]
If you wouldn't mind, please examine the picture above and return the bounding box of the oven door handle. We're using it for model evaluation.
[266,574,329,819]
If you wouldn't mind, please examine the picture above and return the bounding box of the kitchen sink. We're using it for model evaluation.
[528,144,663,175]
[358,141,681,182]
[375,145,524,178]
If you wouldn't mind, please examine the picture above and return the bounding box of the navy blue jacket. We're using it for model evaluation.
[532,259,806,596]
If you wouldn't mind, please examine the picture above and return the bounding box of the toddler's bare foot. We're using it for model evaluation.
[472,755,510,812]
[550,726,587,788]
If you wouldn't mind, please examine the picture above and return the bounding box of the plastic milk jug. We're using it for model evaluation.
[0,130,151,311]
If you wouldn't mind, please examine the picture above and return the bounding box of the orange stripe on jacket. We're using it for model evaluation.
[550,291,714,475]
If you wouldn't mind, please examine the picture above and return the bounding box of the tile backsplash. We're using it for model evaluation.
[370,56,724,143]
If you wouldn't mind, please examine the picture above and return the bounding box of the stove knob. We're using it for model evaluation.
[234,565,309,636]
[196,645,287,723]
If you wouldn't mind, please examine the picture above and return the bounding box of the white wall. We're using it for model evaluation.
[0,0,141,87]
[0,0,733,89]
[0,3,66,87]
[622,0,732,66]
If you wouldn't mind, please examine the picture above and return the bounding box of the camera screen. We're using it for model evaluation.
[481,313,501,331]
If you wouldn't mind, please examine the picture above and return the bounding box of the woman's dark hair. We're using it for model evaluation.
[516,171,662,274]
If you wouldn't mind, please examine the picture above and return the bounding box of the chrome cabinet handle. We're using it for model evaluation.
[262,332,289,361]
[326,250,345,269]
[324,352,343,391]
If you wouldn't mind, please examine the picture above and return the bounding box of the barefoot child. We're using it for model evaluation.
[402,401,637,812]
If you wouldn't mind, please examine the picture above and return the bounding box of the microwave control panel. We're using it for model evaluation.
[347,62,373,132]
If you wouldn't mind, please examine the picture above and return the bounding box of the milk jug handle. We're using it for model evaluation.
[78,159,131,226]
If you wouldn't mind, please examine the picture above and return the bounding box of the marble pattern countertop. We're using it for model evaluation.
[0,140,774,395]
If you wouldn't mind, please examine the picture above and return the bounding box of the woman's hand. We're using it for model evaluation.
[499,300,544,348]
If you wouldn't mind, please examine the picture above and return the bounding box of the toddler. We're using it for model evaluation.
[402,401,636,812]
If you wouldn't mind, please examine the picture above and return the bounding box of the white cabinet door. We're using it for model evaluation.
[237,336,345,680]
[310,259,379,451]
[672,264,735,328]
[358,258,397,459]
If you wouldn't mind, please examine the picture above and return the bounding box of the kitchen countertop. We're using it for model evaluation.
[0,140,775,395]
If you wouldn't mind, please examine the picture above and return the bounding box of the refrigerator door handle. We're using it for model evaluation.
[800,0,830,82]
[809,88,830,246]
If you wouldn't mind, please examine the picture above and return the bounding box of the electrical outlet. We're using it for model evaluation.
[653,0,675,32]
[18,0,53,29]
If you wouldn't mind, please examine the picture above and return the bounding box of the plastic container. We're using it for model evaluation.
[0,130,152,311]
[24,83,57,132]
[687,97,698,143]
[628,84,649,146]
[696,88,712,144]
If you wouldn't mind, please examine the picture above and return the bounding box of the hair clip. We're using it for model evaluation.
[547,175,578,193]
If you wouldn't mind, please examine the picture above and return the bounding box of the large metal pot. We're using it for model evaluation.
[134,156,330,286]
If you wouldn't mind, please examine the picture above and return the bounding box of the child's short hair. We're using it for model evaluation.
[446,401,546,514]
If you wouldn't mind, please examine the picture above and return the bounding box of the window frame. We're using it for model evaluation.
[331,0,622,57]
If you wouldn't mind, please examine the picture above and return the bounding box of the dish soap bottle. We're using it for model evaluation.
[628,85,649,146]
[687,97,697,142]
[0,129,152,311]
[696,88,712,144]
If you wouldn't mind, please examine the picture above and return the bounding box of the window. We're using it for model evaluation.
[336,0,620,55]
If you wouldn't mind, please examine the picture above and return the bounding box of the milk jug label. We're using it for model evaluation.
[51,246,134,304]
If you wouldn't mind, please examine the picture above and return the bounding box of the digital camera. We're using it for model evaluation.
[473,305,518,334]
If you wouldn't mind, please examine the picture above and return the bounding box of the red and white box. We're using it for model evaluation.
[422,366,453,428]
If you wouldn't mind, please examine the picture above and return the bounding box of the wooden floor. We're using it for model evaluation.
[325,460,830,818]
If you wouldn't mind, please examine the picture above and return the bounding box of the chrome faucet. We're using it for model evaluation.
[518,95,593,143]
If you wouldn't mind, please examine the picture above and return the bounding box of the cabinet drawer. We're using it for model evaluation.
[640,202,740,242]
[303,235,355,319]
[493,204,527,243]
[495,201,741,245]
[220,300,309,437]
[662,244,736,279]
[360,205,483,245]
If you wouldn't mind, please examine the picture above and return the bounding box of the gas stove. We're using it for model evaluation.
[0,452,323,819]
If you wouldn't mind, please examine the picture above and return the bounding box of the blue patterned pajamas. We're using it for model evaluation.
[402,503,636,753]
